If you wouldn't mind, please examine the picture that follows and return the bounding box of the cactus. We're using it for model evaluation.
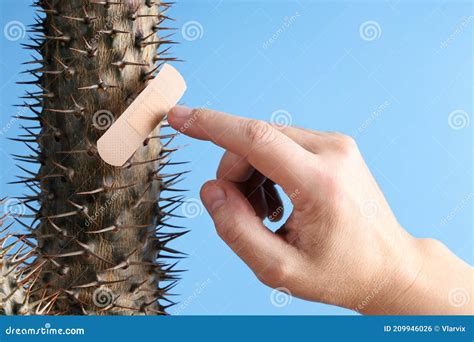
[0,208,32,315]
[1,0,185,315]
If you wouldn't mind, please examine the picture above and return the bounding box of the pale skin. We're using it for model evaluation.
[168,105,473,315]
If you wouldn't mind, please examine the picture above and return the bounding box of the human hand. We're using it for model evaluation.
[168,106,473,315]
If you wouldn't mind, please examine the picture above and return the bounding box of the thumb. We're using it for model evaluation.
[200,180,299,288]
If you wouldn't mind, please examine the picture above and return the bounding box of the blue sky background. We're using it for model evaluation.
[0,0,472,315]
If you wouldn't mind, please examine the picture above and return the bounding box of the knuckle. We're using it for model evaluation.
[256,259,291,288]
[418,238,447,254]
[333,134,358,156]
[243,120,276,147]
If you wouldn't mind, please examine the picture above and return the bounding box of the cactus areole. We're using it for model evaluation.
[2,0,185,315]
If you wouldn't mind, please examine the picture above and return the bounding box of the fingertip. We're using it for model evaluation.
[200,179,221,196]
[200,180,227,213]
[201,179,257,218]
[168,105,193,131]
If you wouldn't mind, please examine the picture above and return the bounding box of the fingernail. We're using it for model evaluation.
[171,105,193,119]
[203,185,227,212]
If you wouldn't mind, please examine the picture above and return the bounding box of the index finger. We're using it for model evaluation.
[168,106,317,199]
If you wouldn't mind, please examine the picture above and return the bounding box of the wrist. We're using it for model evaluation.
[359,236,473,315]
[356,231,425,315]
[398,238,473,314]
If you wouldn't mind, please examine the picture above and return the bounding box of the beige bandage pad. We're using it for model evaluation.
[97,63,187,166]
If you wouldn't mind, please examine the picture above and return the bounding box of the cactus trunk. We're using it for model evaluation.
[1,0,183,315]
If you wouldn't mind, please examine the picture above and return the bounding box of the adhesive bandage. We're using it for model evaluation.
[97,63,187,166]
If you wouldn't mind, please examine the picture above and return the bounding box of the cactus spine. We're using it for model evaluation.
[1,0,185,315]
